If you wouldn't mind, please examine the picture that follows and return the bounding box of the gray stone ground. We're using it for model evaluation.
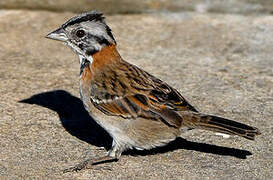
[0,10,272,179]
[0,0,273,14]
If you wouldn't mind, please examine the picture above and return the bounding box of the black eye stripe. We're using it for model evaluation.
[90,35,110,46]
[76,32,110,46]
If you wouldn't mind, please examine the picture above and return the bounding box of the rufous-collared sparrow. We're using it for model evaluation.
[46,11,261,172]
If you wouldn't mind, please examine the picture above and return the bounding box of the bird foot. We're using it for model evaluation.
[63,156,117,173]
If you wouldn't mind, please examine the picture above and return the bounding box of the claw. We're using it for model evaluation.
[63,160,89,173]
[62,156,117,173]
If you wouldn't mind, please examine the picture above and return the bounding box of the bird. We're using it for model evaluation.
[46,11,261,172]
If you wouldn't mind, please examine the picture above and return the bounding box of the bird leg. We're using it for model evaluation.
[63,155,117,173]
[63,143,122,173]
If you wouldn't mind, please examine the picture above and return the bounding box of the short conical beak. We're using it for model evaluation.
[45,28,68,42]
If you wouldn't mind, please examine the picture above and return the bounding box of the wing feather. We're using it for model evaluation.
[91,60,197,127]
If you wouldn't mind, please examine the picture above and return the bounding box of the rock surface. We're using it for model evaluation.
[0,10,272,179]
[0,0,273,14]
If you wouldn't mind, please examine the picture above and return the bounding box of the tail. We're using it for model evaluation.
[181,112,261,140]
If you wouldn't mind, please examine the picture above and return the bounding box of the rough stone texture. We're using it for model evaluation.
[0,10,272,179]
[0,0,273,14]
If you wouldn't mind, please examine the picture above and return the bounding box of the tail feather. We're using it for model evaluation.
[182,113,261,140]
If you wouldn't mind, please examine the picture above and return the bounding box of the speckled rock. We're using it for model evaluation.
[0,10,272,179]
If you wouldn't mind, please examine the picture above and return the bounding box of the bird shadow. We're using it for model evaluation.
[19,90,113,150]
[19,90,252,159]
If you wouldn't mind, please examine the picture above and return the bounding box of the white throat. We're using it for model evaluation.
[78,54,93,65]
[66,41,93,65]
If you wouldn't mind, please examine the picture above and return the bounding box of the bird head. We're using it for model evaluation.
[46,11,116,64]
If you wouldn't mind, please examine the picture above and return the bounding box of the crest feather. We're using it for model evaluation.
[62,10,105,28]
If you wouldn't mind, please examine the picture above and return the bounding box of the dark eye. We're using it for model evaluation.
[76,29,85,38]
